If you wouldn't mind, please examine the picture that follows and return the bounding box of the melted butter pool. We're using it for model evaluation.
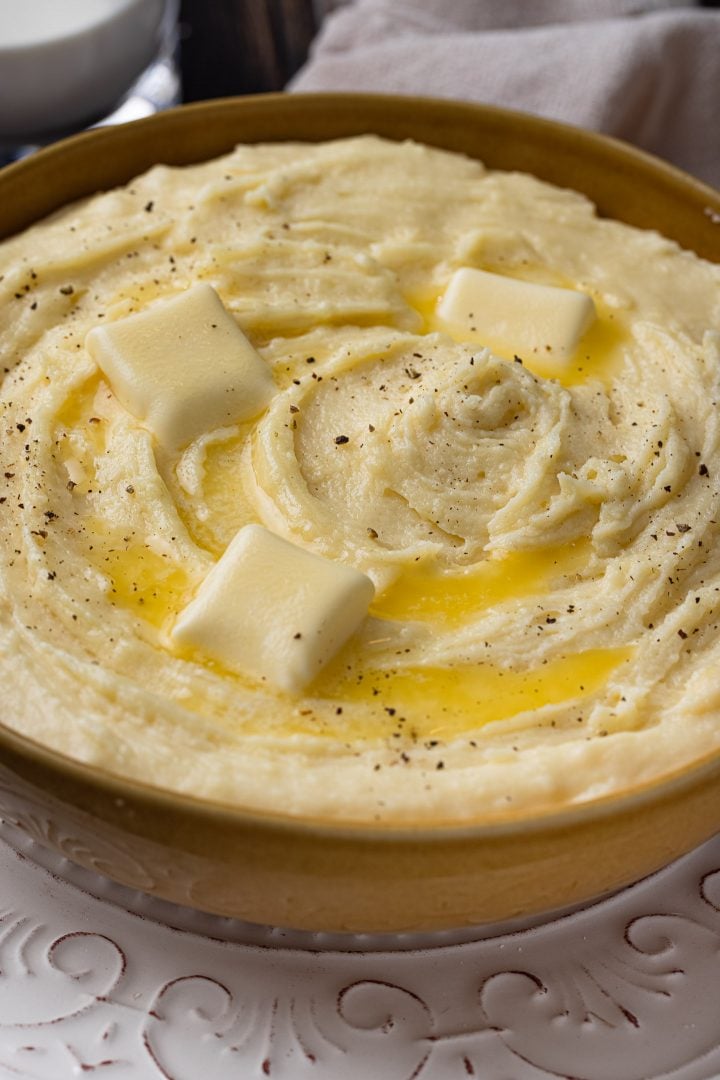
[311,647,633,741]
[88,538,194,631]
[371,540,592,625]
[300,539,630,742]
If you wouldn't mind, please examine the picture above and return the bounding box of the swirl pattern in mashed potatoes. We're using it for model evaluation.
[1,135,719,824]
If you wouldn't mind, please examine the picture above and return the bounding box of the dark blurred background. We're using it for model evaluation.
[178,0,720,100]
[179,0,321,101]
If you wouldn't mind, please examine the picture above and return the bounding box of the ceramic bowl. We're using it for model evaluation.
[0,0,168,140]
[1,94,719,934]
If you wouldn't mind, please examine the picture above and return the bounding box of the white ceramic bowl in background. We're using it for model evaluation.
[0,0,169,139]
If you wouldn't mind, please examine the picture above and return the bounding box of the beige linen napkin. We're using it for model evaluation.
[291,0,720,188]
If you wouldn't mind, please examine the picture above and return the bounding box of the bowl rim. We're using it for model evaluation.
[0,91,718,240]
[1,91,720,844]
[3,710,720,841]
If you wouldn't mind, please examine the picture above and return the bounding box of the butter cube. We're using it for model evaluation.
[86,284,274,450]
[437,267,595,366]
[172,524,375,693]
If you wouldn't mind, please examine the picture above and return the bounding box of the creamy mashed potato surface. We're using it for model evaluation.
[1,136,720,824]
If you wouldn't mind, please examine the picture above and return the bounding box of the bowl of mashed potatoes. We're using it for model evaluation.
[0,93,719,933]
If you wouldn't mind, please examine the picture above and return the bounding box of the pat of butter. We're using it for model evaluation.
[86,284,274,450]
[437,267,595,365]
[172,524,375,694]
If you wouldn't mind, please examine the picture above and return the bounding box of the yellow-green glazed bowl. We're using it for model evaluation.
[1,94,719,934]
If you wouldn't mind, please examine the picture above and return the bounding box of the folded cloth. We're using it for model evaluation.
[290,0,720,188]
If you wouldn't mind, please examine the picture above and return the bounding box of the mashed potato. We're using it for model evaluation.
[1,135,719,824]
